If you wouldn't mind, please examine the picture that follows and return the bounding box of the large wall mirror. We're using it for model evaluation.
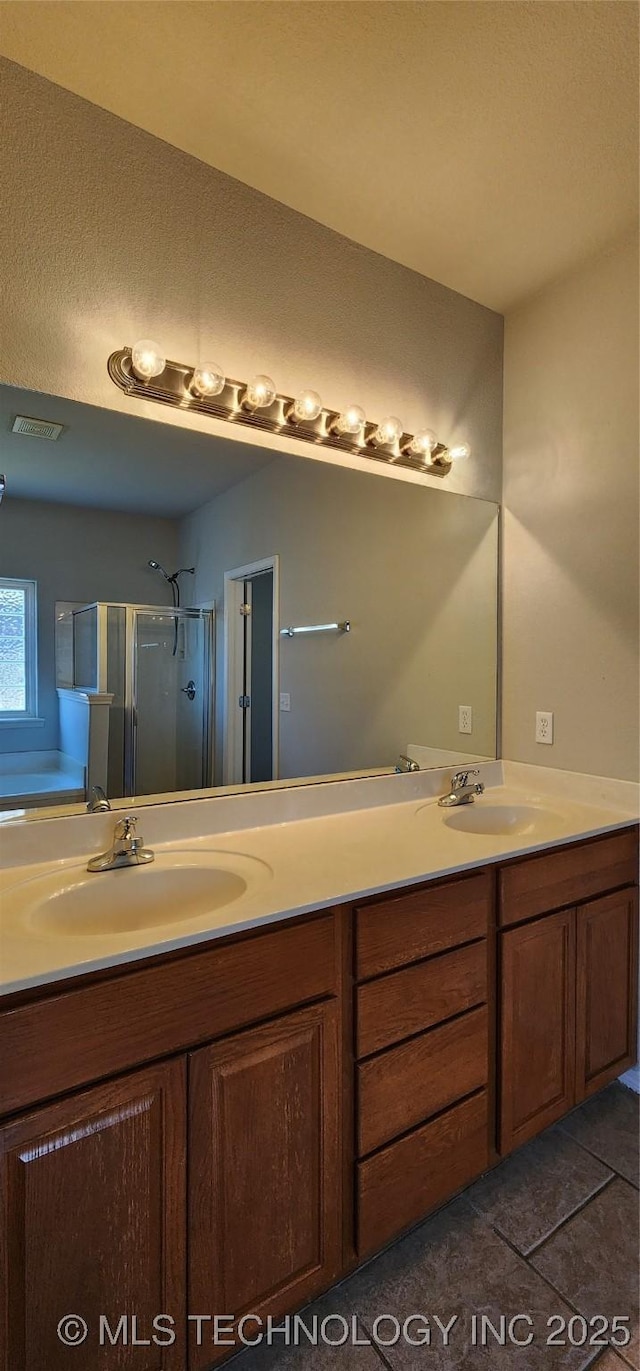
[0,385,499,816]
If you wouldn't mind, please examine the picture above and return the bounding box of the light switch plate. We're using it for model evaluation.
[279,693,291,712]
[535,711,554,744]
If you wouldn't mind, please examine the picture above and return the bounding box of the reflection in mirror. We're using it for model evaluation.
[0,385,498,816]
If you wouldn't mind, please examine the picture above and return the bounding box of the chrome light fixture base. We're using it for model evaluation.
[107,348,454,477]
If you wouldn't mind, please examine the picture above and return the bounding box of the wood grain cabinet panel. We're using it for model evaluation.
[357,940,487,1058]
[188,1001,341,1368]
[499,828,638,928]
[500,909,576,1153]
[355,872,491,979]
[0,1060,186,1371]
[357,1090,488,1256]
[576,888,639,1100]
[0,913,337,1116]
[357,1006,488,1156]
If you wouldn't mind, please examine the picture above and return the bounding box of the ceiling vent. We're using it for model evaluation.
[12,415,64,441]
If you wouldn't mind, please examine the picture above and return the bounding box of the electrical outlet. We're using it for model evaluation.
[535,711,554,744]
[458,705,472,734]
[279,693,291,712]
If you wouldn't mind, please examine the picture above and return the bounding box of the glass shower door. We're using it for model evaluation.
[128,607,213,797]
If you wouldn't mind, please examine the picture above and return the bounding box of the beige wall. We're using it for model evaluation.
[502,230,639,781]
[0,57,503,505]
[181,458,498,781]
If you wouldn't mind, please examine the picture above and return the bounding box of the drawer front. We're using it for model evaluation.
[356,872,491,979]
[0,913,338,1116]
[357,940,487,1058]
[357,1090,488,1256]
[499,828,638,928]
[357,1005,488,1155]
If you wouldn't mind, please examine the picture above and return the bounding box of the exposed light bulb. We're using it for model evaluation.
[190,362,225,398]
[131,340,166,381]
[242,375,277,411]
[332,404,366,438]
[406,428,438,460]
[370,415,403,448]
[290,389,323,424]
[448,442,471,462]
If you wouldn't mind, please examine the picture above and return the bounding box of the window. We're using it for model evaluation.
[0,578,38,721]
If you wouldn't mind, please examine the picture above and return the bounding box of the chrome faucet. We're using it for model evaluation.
[87,816,154,872]
[87,785,111,813]
[395,754,420,773]
[438,769,485,807]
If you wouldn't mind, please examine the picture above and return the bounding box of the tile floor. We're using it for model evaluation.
[231,1083,639,1370]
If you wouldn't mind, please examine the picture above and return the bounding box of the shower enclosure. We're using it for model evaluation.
[64,601,214,797]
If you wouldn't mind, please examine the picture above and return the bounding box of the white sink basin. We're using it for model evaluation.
[9,849,271,938]
[442,803,561,837]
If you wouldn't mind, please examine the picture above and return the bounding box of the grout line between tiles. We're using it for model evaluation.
[357,1322,396,1371]
[556,1123,640,1191]
[483,1213,638,1371]
[523,1172,617,1257]
[482,1215,614,1332]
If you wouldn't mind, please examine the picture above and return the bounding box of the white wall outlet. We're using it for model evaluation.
[458,705,473,734]
[279,692,291,712]
[535,710,554,744]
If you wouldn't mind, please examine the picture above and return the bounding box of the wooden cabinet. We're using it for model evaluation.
[188,1002,341,1367]
[0,828,637,1367]
[0,912,338,1117]
[0,1060,186,1371]
[499,832,639,1154]
[353,871,492,1255]
[0,912,343,1371]
[576,888,639,1100]
[498,828,638,928]
[357,1090,488,1256]
[500,908,576,1153]
[358,1006,489,1155]
[355,870,491,977]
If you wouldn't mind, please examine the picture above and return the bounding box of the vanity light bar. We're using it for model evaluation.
[107,346,471,479]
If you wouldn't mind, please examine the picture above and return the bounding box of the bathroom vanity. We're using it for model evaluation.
[0,808,637,1371]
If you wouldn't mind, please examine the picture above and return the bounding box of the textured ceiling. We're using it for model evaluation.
[0,385,274,516]
[0,1,637,311]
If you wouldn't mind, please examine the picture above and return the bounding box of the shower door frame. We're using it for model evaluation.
[71,601,110,692]
[124,604,215,798]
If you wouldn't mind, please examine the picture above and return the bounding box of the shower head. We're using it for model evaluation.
[148,560,196,586]
[147,559,172,581]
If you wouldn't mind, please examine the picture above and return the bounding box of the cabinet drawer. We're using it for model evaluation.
[357,940,487,1058]
[357,1090,488,1256]
[357,1005,488,1155]
[499,828,638,928]
[355,872,491,979]
[0,913,338,1116]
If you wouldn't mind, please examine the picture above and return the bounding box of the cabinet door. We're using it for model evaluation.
[576,888,639,1100]
[188,1001,341,1367]
[500,908,576,1153]
[0,1059,186,1371]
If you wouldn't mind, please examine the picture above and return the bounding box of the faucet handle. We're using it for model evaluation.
[451,768,479,788]
[114,815,138,841]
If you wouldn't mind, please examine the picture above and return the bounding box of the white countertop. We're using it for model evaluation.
[0,762,637,997]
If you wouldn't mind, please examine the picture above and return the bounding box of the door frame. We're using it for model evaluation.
[223,556,280,786]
